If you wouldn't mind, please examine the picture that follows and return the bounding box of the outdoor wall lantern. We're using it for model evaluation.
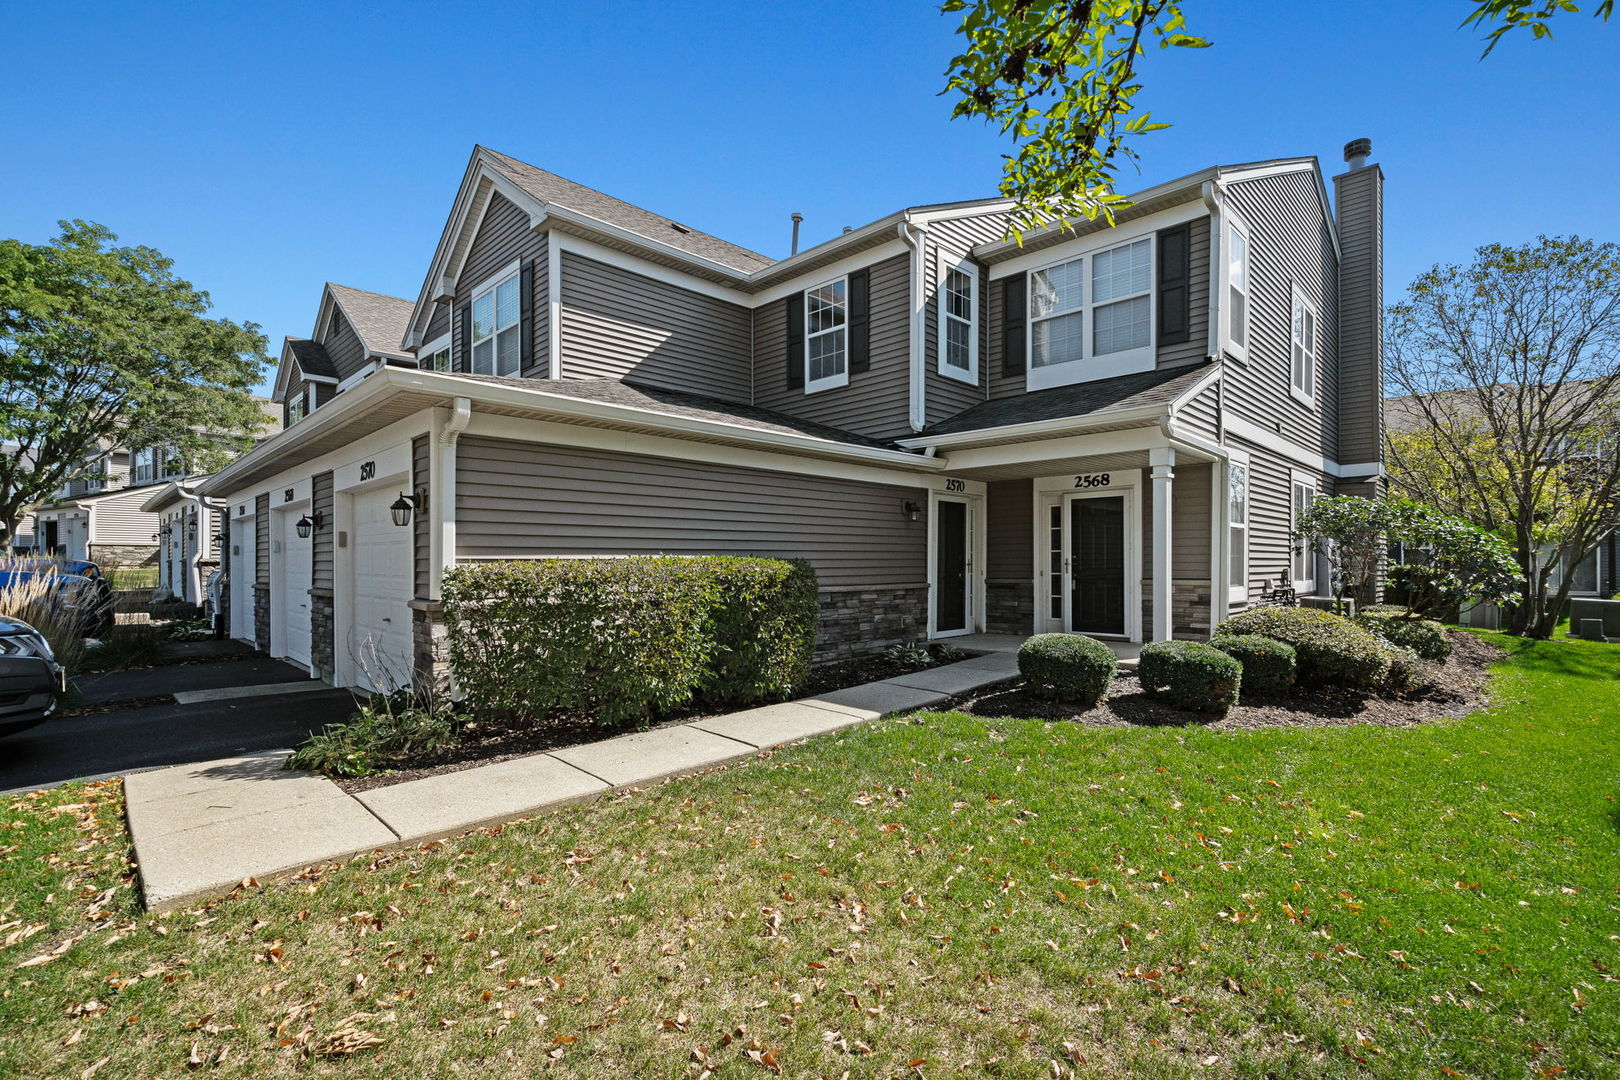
[903,500,922,522]
[294,510,325,539]
[390,490,426,528]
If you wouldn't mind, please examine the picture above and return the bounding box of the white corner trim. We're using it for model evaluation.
[547,238,563,379]
[1223,415,1380,479]
[902,222,926,432]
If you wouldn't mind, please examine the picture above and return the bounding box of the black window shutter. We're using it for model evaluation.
[1001,275,1026,377]
[457,304,471,373]
[1157,223,1192,346]
[847,268,870,374]
[519,259,535,374]
[785,292,805,390]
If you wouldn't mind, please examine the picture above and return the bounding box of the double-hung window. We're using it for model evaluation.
[1290,286,1318,404]
[1291,473,1317,592]
[804,277,848,392]
[939,257,978,383]
[287,387,309,425]
[1224,216,1251,361]
[420,334,451,373]
[471,267,522,377]
[1028,235,1153,389]
[1228,451,1250,603]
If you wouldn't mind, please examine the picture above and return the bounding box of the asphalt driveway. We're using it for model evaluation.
[0,656,359,794]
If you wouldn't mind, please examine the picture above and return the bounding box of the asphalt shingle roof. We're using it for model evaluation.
[327,283,415,356]
[483,148,776,274]
[285,339,338,380]
[919,364,1213,438]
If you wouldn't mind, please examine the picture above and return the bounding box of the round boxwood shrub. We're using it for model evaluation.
[1215,607,1392,690]
[1017,633,1116,706]
[1211,634,1297,696]
[1138,640,1242,715]
[1354,609,1451,661]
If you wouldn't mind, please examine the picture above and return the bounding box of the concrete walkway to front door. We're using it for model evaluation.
[126,646,1048,911]
[947,632,1142,669]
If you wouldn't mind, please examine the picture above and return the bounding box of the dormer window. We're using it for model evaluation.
[421,334,452,373]
[939,256,979,384]
[471,267,522,377]
[804,277,848,393]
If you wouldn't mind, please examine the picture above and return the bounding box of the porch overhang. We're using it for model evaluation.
[930,419,1225,482]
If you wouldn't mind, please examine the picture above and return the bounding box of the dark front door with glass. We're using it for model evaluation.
[1069,495,1125,635]
[934,499,968,633]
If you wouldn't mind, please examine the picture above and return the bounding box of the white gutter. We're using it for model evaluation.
[895,401,1173,451]
[432,397,473,599]
[899,220,927,433]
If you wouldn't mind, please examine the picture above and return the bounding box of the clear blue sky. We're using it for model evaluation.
[3,2,1614,394]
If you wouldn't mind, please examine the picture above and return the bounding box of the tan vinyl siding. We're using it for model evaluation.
[1333,166,1384,465]
[1221,170,1340,460]
[454,436,927,589]
[412,434,430,598]
[923,239,988,427]
[312,471,334,592]
[1158,214,1211,368]
[558,252,750,401]
[986,478,1033,579]
[322,308,367,381]
[753,252,914,441]
[86,489,159,546]
[254,493,269,585]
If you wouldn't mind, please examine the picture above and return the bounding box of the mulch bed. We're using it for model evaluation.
[946,630,1502,730]
[336,646,980,794]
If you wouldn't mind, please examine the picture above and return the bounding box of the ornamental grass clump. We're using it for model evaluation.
[1138,640,1242,715]
[1017,633,1115,707]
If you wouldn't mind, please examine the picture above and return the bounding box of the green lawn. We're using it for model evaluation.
[2,633,1617,1078]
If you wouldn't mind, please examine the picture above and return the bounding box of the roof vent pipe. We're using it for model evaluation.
[790,213,804,256]
[1343,137,1372,170]
[842,225,852,235]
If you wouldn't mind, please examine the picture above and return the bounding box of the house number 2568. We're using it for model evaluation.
[359,461,376,481]
[1073,473,1111,489]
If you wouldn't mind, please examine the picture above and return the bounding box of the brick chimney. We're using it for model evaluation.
[1332,138,1384,476]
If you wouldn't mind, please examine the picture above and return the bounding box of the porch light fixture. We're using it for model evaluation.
[390,490,425,528]
[903,500,922,522]
[294,510,325,539]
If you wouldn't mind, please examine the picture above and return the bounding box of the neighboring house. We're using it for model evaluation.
[29,400,280,585]
[272,283,418,428]
[201,140,1386,694]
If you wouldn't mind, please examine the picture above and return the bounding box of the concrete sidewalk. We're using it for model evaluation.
[126,650,1032,910]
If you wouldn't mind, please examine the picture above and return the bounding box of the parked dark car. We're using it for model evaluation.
[9,558,114,634]
[0,568,108,638]
[0,615,64,737]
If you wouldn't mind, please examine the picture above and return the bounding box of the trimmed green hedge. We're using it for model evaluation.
[442,557,817,726]
[1018,633,1115,706]
[1211,634,1297,696]
[1381,644,1430,693]
[1355,609,1451,661]
[1215,607,1392,690]
[1138,640,1242,715]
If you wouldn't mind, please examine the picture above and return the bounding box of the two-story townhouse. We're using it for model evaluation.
[272,282,418,427]
[200,140,1385,695]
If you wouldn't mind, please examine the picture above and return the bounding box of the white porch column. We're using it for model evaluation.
[1150,447,1175,642]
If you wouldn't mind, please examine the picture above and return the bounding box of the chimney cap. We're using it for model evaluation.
[1343,138,1372,166]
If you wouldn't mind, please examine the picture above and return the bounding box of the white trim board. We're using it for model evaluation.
[1223,415,1381,479]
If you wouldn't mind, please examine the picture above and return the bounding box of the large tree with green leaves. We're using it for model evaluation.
[941,1,1612,231]
[0,220,271,544]
[1384,236,1620,638]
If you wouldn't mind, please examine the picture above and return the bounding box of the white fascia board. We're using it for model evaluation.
[935,423,1171,472]
[985,201,1208,281]
[548,231,751,306]
[1224,415,1382,478]
[539,204,751,283]
[895,402,1172,451]
[749,238,912,308]
[972,168,1220,263]
[1216,158,1341,260]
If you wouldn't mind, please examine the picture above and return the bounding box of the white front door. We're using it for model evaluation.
[275,508,313,667]
[348,487,414,694]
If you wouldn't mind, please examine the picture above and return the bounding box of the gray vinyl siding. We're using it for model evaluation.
[1138,462,1212,579]
[1333,166,1384,465]
[753,252,913,440]
[87,489,159,547]
[453,192,547,377]
[922,241,989,427]
[987,213,1214,401]
[1220,170,1339,460]
[425,300,451,348]
[322,308,367,382]
[558,252,750,401]
[1230,437,1314,601]
[412,434,430,598]
[454,436,927,589]
[927,210,1012,253]
[986,478,1033,579]
[1174,377,1221,442]
[254,493,269,586]
[529,237,550,379]
[312,471,334,593]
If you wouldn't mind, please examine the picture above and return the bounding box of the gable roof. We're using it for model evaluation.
[324,283,415,359]
[286,339,337,380]
[483,149,774,275]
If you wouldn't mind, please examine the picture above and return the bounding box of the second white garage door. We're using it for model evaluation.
[349,487,414,694]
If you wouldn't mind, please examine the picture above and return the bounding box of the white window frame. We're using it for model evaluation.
[1222,212,1252,364]
[1290,470,1318,593]
[1025,231,1156,392]
[287,386,309,425]
[469,259,523,378]
[803,275,849,394]
[1227,448,1251,604]
[420,333,452,373]
[937,252,979,385]
[1289,284,1319,407]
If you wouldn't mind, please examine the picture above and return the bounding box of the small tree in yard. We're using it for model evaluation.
[1388,509,1522,621]
[0,221,270,546]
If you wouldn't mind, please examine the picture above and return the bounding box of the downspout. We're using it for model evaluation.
[899,220,927,433]
[432,397,473,599]
[197,494,228,624]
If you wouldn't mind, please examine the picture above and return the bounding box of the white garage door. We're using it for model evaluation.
[279,512,313,668]
[350,487,413,694]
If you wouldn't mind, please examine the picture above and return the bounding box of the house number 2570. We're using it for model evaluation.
[1074,473,1111,489]
[359,461,376,481]
[943,478,966,492]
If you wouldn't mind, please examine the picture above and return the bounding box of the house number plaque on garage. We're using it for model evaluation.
[283,488,295,502]
[1073,473,1112,489]
[358,461,376,482]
